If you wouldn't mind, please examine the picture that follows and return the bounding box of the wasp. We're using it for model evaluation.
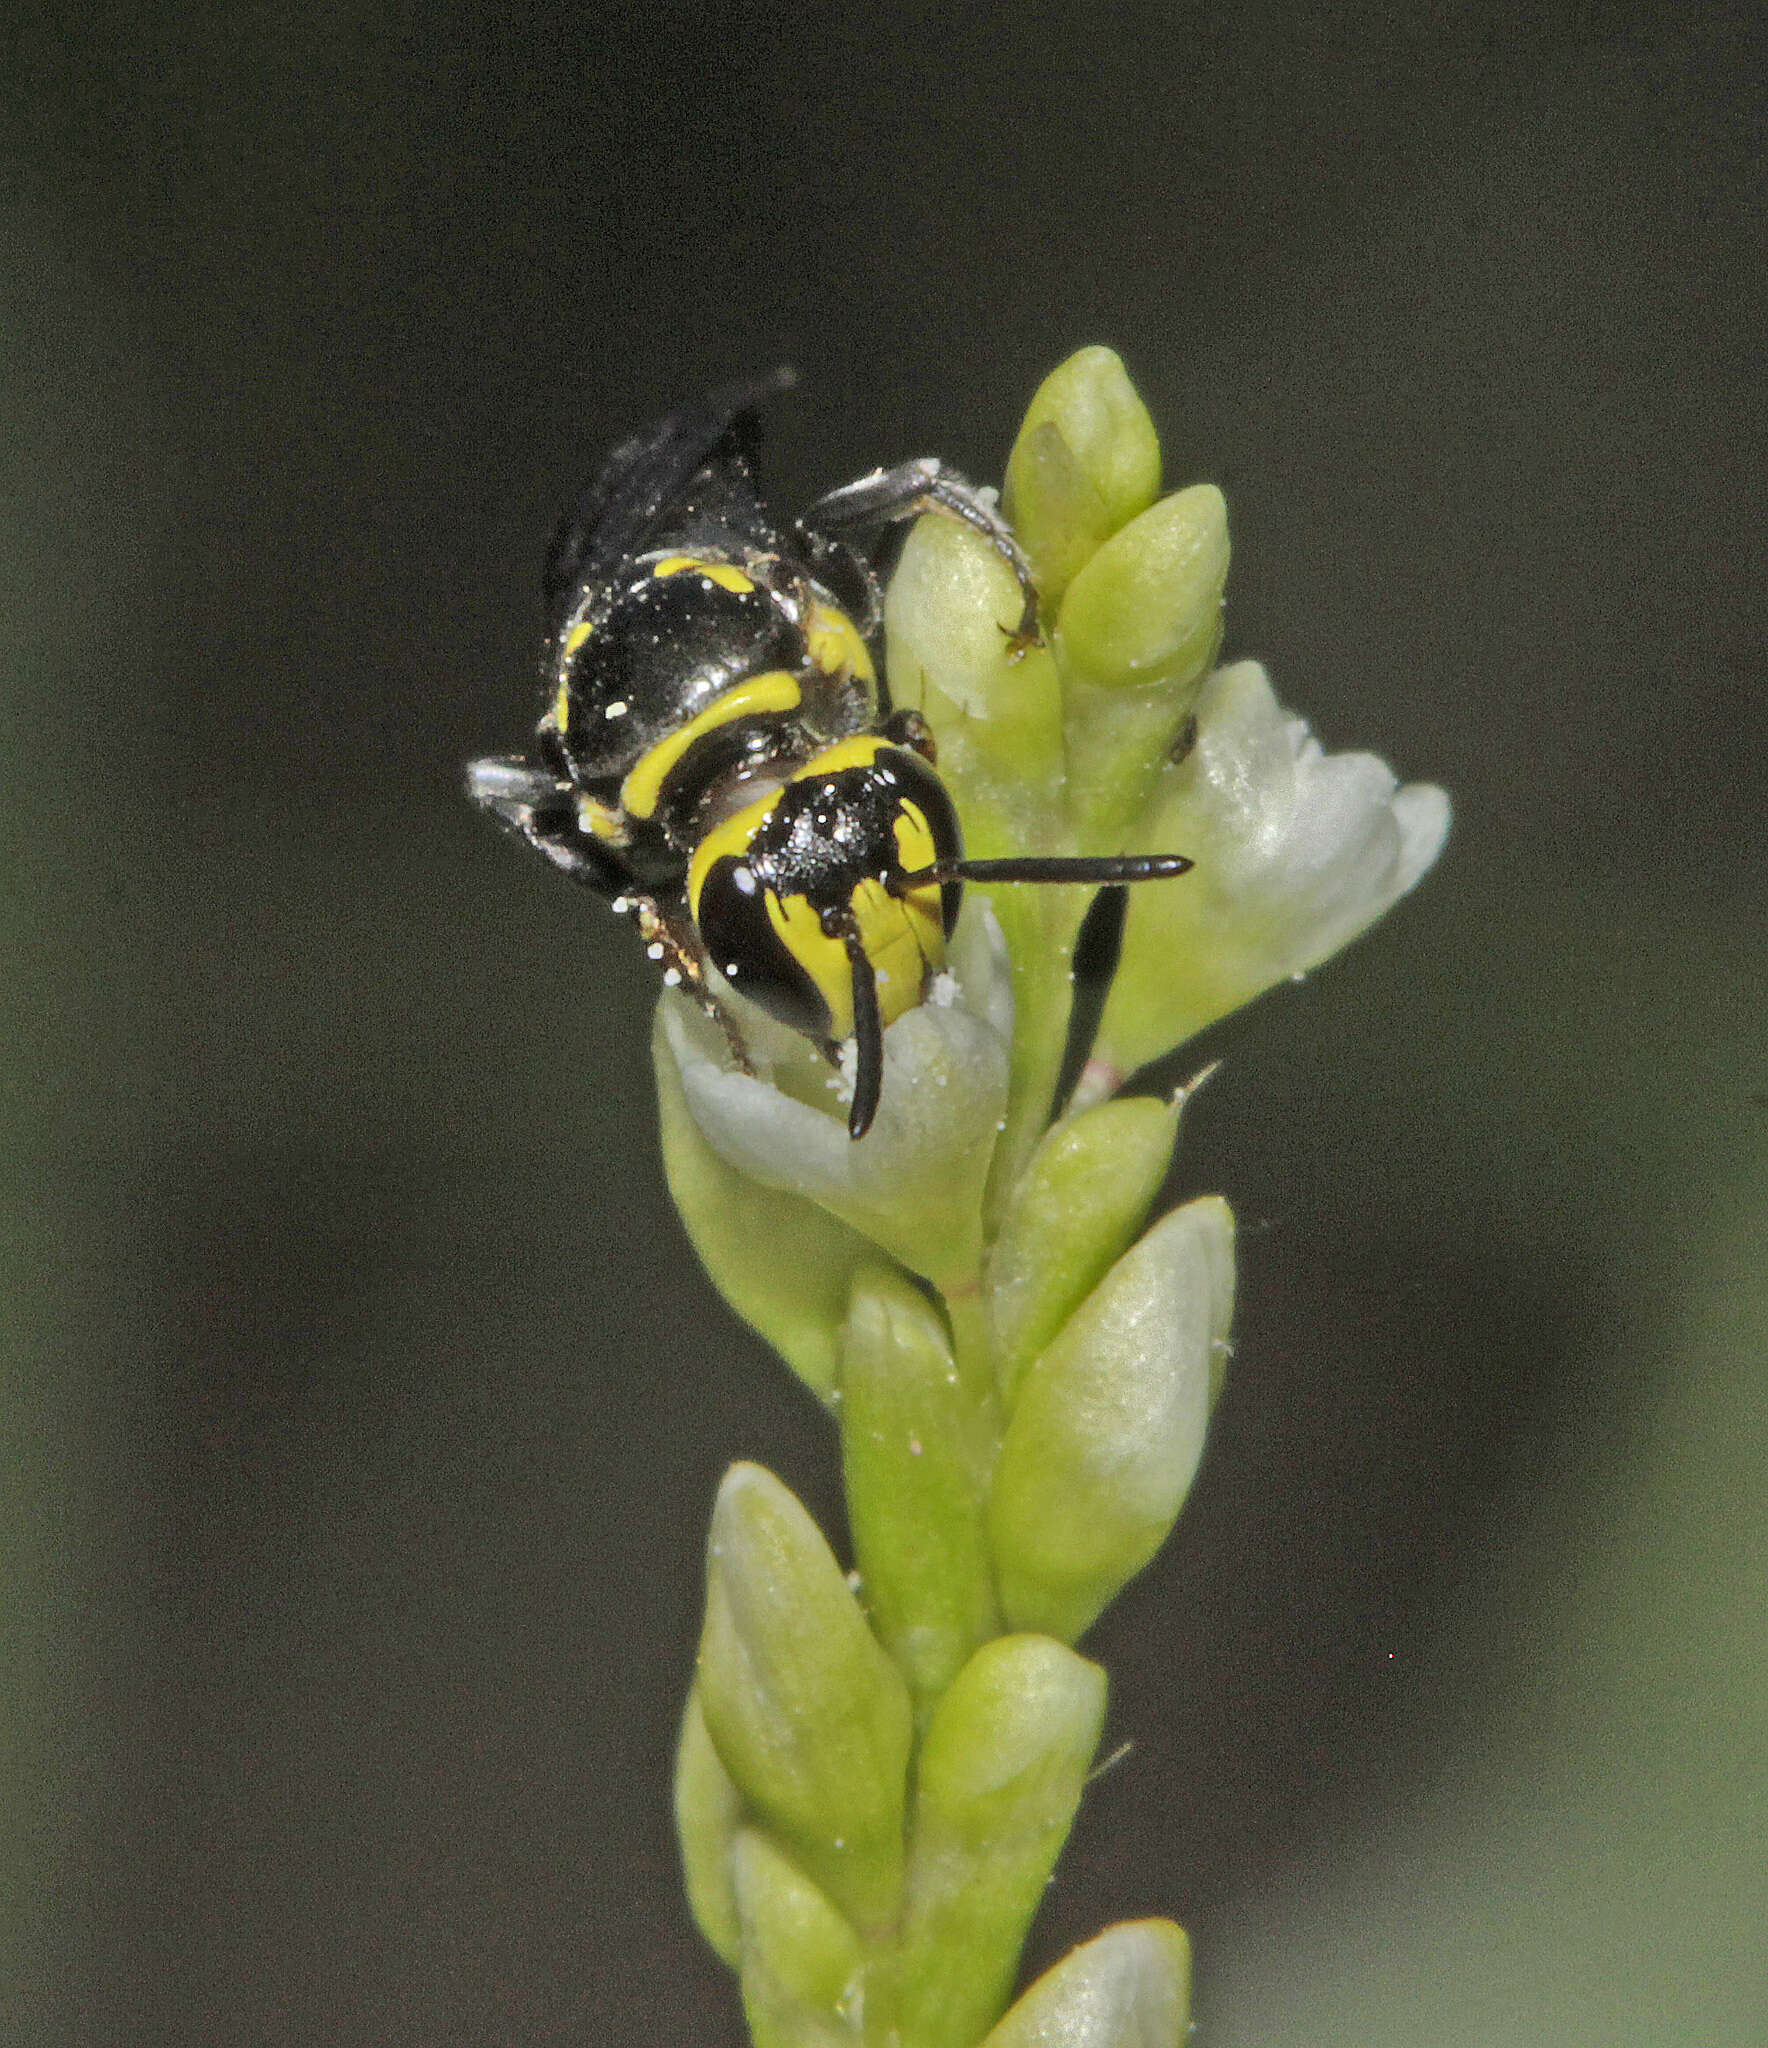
[468,373,1192,1138]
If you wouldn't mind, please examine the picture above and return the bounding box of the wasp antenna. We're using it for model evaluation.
[903,852,1195,888]
[841,925,885,1140]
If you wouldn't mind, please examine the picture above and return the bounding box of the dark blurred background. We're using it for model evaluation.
[4,4,1764,2043]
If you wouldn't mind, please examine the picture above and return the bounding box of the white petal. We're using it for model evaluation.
[659,905,1013,1293]
[1392,780,1454,894]
[1093,661,1450,1078]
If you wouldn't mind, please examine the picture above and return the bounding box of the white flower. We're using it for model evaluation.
[659,904,1014,1295]
[1089,660,1450,1087]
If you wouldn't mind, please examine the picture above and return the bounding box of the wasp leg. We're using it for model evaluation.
[797,458,1042,656]
[633,898,756,1076]
[787,523,890,650]
[466,754,634,894]
[880,705,937,762]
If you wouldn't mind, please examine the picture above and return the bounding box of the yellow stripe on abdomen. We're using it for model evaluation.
[805,599,875,685]
[651,555,756,594]
[620,670,803,822]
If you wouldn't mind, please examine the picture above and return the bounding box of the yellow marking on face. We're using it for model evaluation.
[553,679,572,731]
[892,803,939,879]
[620,670,804,822]
[686,783,775,924]
[764,891,851,1037]
[850,878,937,1026]
[805,600,875,684]
[759,876,938,1043]
[652,554,756,594]
[576,793,627,844]
[892,805,948,963]
[564,620,593,655]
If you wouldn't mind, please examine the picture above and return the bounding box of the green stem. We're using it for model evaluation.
[979,890,1086,1227]
[941,1285,998,1431]
[859,1932,904,2048]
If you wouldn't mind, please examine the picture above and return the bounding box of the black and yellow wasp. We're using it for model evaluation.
[467,373,1192,1138]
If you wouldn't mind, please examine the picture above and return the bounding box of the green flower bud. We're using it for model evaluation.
[731,1829,863,2048]
[696,1464,913,1933]
[895,1635,1107,2048]
[674,1686,744,1967]
[1090,660,1452,1085]
[840,1265,1000,1708]
[980,1919,1191,2048]
[986,1092,1185,1408]
[1055,485,1229,847]
[1056,485,1229,695]
[655,1012,873,1402]
[989,1198,1235,1642]
[1002,346,1162,604]
[882,513,1066,858]
[644,350,1448,2045]
[1195,1183,1236,1404]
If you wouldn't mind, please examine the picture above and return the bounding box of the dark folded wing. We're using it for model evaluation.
[541,368,797,634]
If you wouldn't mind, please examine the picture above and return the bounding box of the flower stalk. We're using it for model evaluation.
[663,347,1448,2045]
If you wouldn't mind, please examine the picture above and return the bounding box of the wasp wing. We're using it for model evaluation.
[541,369,797,637]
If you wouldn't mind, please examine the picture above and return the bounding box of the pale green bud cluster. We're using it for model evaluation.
[660,348,1448,2046]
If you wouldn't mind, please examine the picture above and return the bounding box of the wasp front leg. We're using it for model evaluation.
[798,458,1042,656]
[630,896,756,1076]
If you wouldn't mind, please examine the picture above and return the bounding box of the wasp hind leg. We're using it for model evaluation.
[798,457,1042,656]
